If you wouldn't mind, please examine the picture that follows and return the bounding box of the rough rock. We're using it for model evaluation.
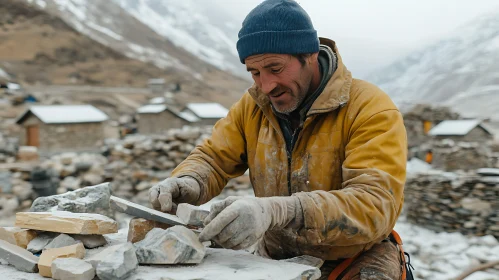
[127,217,171,243]
[11,182,33,201]
[89,243,138,280]
[0,227,37,249]
[0,195,19,217]
[38,243,85,277]
[72,234,107,249]
[0,171,12,193]
[17,146,38,162]
[0,239,39,273]
[27,232,58,254]
[281,255,324,268]
[45,234,80,250]
[135,226,206,264]
[176,203,210,227]
[30,183,112,217]
[175,129,201,141]
[51,258,95,280]
[15,211,118,235]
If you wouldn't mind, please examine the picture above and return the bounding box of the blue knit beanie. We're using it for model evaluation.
[236,0,319,64]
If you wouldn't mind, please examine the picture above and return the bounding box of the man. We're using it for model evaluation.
[149,0,408,279]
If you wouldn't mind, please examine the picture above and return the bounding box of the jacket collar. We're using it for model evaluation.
[248,37,352,117]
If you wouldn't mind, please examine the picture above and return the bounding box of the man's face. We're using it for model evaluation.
[245,53,315,114]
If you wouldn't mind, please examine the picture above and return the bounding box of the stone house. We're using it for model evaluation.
[429,119,494,143]
[147,78,166,93]
[183,103,229,126]
[15,105,109,154]
[403,104,460,149]
[137,104,199,135]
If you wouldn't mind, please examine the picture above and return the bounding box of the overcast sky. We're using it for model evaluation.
[213,0,499,78]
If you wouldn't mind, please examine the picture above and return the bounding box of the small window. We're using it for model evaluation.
[423,120,432,134]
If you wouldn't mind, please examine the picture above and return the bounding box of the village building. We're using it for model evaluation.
[428,119,494,143]
[136,104,199,135]
[403,104,460,149]
[183,103,229,126]
[15,105,109,154]
[147,78,166,93]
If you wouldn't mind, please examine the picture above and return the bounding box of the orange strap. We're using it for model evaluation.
[327,253,360,280]
[390,230,407,280]
[328,230,407,280]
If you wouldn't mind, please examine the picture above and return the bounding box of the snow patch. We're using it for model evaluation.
[86,22,123,41]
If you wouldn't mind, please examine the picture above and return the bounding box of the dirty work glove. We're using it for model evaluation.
[198,196,303,250]
[149,177,201,213]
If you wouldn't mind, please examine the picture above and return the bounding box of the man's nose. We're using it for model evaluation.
[260,73,277,95]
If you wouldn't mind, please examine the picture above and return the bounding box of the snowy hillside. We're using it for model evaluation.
[113,0,243,76]
[24,0,245,79]
[367,9,499,120]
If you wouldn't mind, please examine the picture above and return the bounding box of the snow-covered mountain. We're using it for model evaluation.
[367,9,499,120]
[113,0,242,75]
[25,0,245,78]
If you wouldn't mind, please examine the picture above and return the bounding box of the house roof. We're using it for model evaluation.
[137,104,199,123]
[16,105,109,124]
[137,104,167,114]
[0,67,10,82]
[429,119,492,136]
[148,78,165,85]
[149,97,166,104]
[178,111,200,123]
[186,103,229,119]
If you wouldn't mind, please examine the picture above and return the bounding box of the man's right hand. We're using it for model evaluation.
[149,177,201,213]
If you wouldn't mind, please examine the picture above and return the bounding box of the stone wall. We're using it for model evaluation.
[137,111,189,135]
[403,104,460,148]
[434,126,493,143]
[2,126,252,217]
[405,171,499,238]
[430,140,494,171]
[18,115,105,154]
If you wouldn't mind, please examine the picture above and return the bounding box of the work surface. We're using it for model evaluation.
[0,228,321,280]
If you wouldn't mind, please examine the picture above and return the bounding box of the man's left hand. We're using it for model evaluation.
[198,196,302,250]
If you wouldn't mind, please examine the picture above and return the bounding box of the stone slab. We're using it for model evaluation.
[85,244,122,269]
[45,234,80,250]
[127,217,171,243]
[27,233,57,254]
[176,203,209,227]
[95,243,138,280]
[0,227,37,249]
[51,258,95,280]
[30,183,112,217]
[0,239,39,273]
[38,243,85,277]
[72,234,107,249]
[133,248,320,280]
[110,195,185,226]
[15,211,118,235]
[135,226,205,264]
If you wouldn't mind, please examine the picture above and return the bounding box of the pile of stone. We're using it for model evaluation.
[0,132,18,163]
[0,185,209,280]
[430,139,494,171]
[404,169,499,239]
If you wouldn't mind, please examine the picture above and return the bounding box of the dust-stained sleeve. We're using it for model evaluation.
[293,105,407,249]
[170,95,250,205]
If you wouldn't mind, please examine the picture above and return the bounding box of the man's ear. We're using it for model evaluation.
[308,52,319,64]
